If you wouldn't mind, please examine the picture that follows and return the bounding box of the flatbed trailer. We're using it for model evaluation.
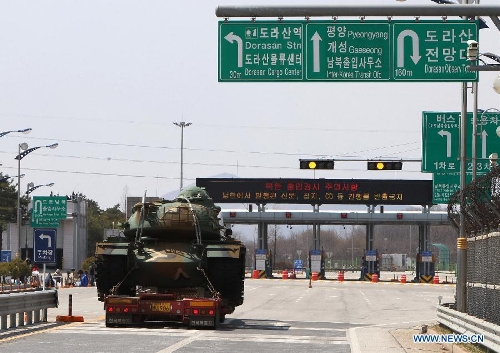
[105,293,226,329]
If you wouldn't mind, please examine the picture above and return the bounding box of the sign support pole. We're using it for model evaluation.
[216,4,500,18]
[456,0,471,314]
[42,263,46,291]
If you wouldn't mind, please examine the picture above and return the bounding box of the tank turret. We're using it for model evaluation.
[122,185,226,241]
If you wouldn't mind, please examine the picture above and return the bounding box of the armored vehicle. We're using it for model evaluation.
[95,186,246,328]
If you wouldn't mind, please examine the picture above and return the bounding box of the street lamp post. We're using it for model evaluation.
[0,174,25,183]
[26,182,55,195]
[0,126,32,252]
[0,128,32,138]
[13,142,58,253]
[173,121,192,191]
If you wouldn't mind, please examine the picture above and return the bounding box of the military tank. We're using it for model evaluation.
[94,186,246,328]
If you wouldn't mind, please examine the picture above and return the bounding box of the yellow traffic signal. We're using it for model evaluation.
[300,159,334,169]
[367,161,403,170]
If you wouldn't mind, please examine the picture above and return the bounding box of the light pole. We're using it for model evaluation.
[26,182,55,195]
[0,128,32,138]
[0,174,25,183]
[0,127,31,252]
[173,121,192,191]
[13,142,58,253]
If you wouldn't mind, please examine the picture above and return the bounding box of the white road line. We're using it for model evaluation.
[155,331,207,353]
[201,334,348,345]
[348,327,362,353]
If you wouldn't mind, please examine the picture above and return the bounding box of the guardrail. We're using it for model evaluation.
[437,304,500,352]
[0,289,58,330]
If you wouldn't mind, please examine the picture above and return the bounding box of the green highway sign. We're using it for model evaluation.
[218,20,478,82]
[219,21,304,81]
[31,196,67,227]
[422,112,500,173]
[433,172,474,204]
[305,22,390,81]
[392,22,477,81]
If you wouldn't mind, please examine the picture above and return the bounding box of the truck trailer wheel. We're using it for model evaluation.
[214,309,221,330]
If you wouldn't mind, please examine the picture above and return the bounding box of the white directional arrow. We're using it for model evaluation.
[311,31,322,73]
[438,130,452,157]
[397,29,421,67]
[39,233,52,248]
[224,32,243,68]
[34,199,43,215]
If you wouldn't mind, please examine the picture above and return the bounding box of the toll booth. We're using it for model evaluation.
[363,250,380,281]
[309,249,325,279]
[255,249,272,278]
[417,251,435,283]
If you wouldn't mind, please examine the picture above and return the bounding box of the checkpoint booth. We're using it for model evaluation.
[253,249,272,279]
[308,249,326,280]
[417,251,435,283]
[363,250,380,281]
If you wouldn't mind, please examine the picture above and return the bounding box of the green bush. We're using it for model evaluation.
[81,256,96,272]
[0,262,9,278]
[7,258,31,280]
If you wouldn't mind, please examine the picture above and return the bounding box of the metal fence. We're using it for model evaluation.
[0,289,58,330]
[437,304,500,352]
[448,166,500,326]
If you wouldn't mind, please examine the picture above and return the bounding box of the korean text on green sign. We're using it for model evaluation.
[218,20,478,82]
[31,196,67,227]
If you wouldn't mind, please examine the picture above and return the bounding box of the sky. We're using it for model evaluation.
[1,0,500,211]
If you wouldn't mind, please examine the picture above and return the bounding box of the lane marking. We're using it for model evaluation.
[155,331,207,353]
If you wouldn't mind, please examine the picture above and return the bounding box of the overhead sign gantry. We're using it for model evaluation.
[219,20,478,82]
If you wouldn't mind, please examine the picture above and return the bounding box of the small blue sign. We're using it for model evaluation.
[310,250,321,256]
[33,228,57,263]
[294,260,303,269]
[366,250,377,261]
[1,250,11,262]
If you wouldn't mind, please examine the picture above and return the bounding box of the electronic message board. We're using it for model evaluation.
[196,178,433,206]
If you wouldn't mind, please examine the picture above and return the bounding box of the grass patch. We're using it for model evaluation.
[430,324,488,353]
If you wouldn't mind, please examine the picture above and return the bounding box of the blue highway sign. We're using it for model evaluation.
[1,250,12,262]
[33,228,57,263]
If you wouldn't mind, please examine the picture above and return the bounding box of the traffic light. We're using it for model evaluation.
[300,159,334,170]
[367,161,403,170]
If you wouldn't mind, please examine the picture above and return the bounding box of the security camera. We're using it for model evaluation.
[467,39,478,47]
[467,40,479,61]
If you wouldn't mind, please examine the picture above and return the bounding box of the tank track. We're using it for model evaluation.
[95,254,128,301]
[206,246,246,310]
